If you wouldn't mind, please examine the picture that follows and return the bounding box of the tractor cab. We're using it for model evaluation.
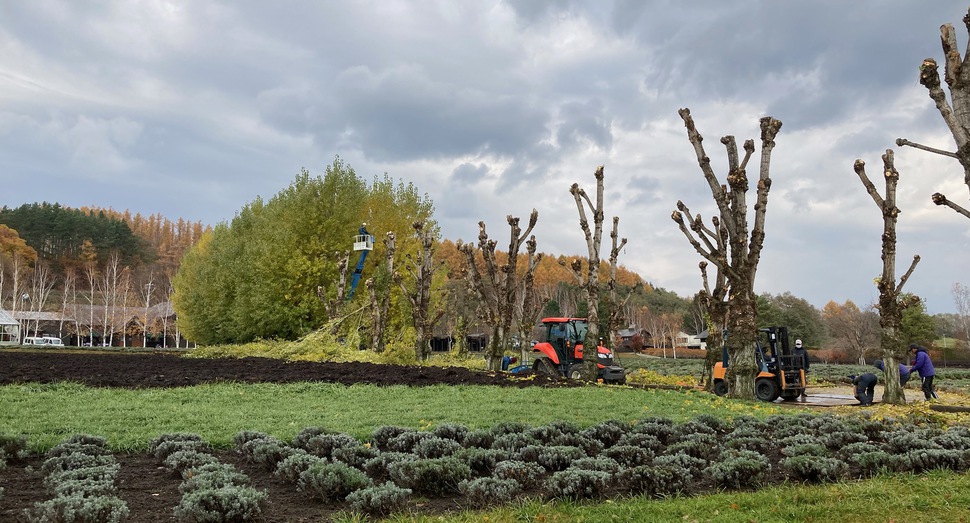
[712,326,807,402]
[530,318,626,384]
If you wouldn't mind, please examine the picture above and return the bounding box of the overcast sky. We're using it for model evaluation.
[2,1,968,315]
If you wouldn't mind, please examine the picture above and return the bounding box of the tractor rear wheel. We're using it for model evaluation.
[713,380,728,396]
[755,378,780,402]
[534,358,559,378]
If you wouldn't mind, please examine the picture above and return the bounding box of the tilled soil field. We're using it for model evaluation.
[0,350,575,522]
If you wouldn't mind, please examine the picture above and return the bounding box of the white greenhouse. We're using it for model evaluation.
[0,308,20,347]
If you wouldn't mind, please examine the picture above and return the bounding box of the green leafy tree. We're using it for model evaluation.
[173,158,434,345]
[900,295,936,348]
[757,292,824,347]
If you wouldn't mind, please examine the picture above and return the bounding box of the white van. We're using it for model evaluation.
[22,336,65,347]
[42,336,65,347]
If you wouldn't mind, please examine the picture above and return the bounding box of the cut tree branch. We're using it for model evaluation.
[895,138,959,158]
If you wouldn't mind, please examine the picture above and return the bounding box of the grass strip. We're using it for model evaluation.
[371,470,970,523]
[0,381,785,451]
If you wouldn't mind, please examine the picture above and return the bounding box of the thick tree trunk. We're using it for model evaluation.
[726,291,759,400]
[485,324,505,372]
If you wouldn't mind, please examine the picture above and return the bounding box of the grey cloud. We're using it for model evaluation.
[451,162,490,184]
[556,100,613,150]
[269,64,553,163]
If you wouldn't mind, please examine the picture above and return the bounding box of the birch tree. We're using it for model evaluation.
[28,261,56,338]
[853,150,921,405]
[954,282,970,342]
[660,312,683,359]
[83,262,98,346]
[60,267,77,341]
[100,252,125,345]
[141,271,155,348]
[567,166,626,380]
[671,109,783,399]
[456,210,540,371]
[897,7,970,220]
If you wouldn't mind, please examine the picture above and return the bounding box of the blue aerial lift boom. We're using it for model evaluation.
[347,223,374,300]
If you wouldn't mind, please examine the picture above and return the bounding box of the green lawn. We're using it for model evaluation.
[379,470,970,523]
[0,381,789,451]
[4,370,970,522]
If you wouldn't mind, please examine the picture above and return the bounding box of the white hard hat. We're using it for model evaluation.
[795,339,803,347]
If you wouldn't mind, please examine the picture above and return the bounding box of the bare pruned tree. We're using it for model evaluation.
[366,232,396,353]
[395,222,446,361]
[853,150,921,405]
[513,234,546,362]
[319,250,351,334]
[671,108,783,400]
[896,7,970,220]
[567,166,626,380]
[604,217,635,353]
[457,210,540,371]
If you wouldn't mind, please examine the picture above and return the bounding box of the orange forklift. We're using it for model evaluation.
[712,326,806,402]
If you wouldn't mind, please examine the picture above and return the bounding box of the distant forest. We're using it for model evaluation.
[0,202,211,300]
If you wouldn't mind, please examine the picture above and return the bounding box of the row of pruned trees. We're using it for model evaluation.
[668,8,970,403]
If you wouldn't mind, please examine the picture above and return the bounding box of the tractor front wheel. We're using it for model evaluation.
[755,378,780,402]
[534,358,559,378]
[568,364,584,380]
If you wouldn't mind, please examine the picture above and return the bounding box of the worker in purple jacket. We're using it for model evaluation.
[908,344,937,400]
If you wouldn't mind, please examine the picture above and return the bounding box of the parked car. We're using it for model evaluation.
[22,336,65,347]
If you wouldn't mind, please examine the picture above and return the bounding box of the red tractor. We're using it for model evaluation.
[530,317,626,384]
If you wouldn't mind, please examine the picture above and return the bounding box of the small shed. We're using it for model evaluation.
[0,308,20,346]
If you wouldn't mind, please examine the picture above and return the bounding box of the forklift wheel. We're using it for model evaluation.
[713,381,728,396]
[755,378,780,402]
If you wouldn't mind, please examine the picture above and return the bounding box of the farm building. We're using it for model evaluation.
[0,308,20,346]
[11,301,187,348]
